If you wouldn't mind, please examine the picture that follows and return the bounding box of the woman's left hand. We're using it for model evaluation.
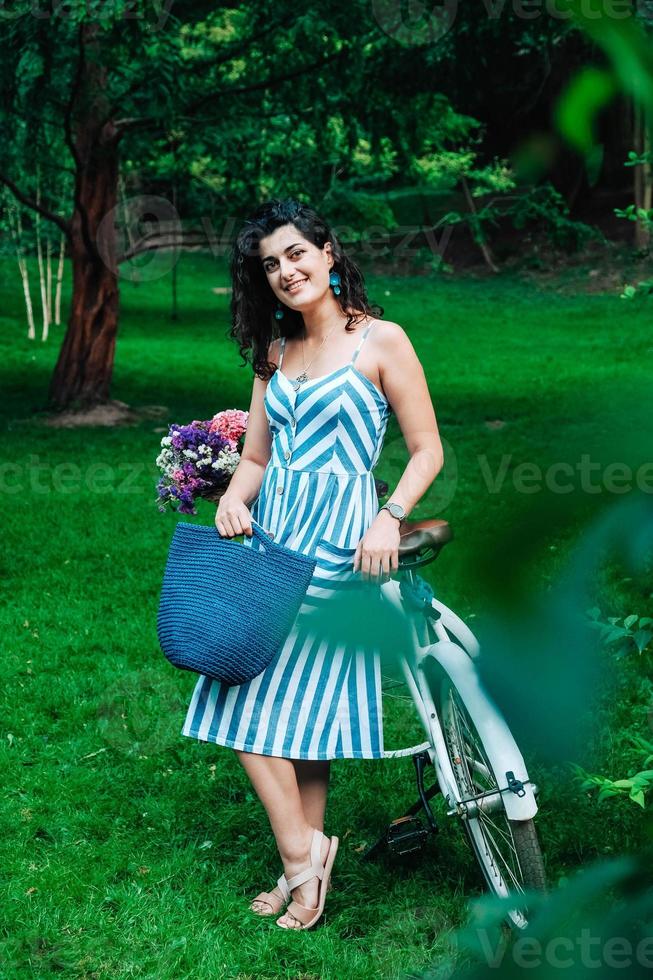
[353,513,401,583]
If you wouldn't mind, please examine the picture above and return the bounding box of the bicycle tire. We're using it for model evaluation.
[438,673,547,929]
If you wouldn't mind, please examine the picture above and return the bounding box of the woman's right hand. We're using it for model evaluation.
[215,494,253,538]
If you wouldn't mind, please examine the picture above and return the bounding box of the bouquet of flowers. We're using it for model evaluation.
[155,409,249,515]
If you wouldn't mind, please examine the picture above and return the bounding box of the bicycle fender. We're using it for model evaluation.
[423,640,538,820]
[430,598,481,659]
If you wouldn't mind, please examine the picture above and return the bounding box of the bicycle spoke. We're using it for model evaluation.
[445,685,527,896]
[479,813,516,850]
[477,817,524,891]
[381,676,417,703]
[477,811,521,863]
[435,673,545,931]
[467,755,492,784]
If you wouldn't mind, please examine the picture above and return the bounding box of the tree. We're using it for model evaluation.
[0,4,381,410]
[3,1,640,411]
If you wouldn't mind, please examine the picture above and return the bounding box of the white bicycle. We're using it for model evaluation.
[365,491,546,932]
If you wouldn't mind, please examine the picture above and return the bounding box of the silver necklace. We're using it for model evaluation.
[291,321,341,392]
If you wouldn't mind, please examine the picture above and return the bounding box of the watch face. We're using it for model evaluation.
[388,503,403,518]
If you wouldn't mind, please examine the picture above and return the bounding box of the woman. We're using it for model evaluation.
[181,198,443,930]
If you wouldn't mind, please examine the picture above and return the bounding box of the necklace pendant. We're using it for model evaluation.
[293,371,309,390]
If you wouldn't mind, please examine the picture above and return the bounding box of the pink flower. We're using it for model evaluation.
[209,409,249,443]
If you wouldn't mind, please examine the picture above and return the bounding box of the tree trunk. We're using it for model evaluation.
[47,23,121,411]
[4,192,36,339]
[54,233,66,326]
[48,195,119,409]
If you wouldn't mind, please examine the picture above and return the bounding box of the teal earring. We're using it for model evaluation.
[275,301,284,320]
[329,271,341,296]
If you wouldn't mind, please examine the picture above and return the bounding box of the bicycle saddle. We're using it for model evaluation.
[398,518,453,557]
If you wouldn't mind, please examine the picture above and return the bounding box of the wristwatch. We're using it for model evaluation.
[379,501,406,522]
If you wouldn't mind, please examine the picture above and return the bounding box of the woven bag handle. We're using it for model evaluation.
[215,518,278,548]
[249,518,282,550]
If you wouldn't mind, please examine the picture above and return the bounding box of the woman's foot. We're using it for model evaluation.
[250,882,287,916]
[250,874,289,916]
[276,828,337,930]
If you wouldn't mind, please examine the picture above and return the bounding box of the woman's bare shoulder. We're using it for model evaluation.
[367,317,415,360]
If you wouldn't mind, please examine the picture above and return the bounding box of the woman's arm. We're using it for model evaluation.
[377,321,443,516]
[354,322,444,578]
[215,341,276,536]
[223,371,272,507]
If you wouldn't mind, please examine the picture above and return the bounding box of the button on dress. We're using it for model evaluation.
[181,321,393,760]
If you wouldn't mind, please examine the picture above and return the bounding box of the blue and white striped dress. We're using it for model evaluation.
[181,320,393,760]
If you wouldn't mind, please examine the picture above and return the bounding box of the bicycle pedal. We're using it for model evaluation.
[386,815,431,855]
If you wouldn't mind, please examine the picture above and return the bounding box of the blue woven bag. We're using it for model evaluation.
[157,519,317,685]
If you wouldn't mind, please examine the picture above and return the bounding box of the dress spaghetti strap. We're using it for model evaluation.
[279,319,374,372]
[350,319,374,366]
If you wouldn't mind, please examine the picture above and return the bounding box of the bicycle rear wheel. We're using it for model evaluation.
[438,674,547,930]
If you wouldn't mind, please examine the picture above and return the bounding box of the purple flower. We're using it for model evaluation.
[156,414,244,515]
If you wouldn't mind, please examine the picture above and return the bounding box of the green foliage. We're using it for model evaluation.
[564,0,653,114]
[437,181,601,257]
[615,203,653,227]
[408,99,519,241]
[351,136,399,183]
[586,607,653,659]
[407,246,454,275]
[625,149,653,169]
[614,152,653,299]
[620,280,653,300]
[322,183,398,239]
[575,760,653,809]
[400,86,601,259]
[408,98,485,191]
[615,147,653,246]
[556,66,619,152]
[550,3,653,303]
[495,182,602,252]
[576,605,653,810]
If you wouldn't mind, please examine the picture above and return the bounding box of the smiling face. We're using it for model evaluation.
[259,223,334,312]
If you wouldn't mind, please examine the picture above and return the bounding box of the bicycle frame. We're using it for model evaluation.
[380,572,538,822]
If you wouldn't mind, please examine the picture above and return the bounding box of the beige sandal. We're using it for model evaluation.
[250,874,291,916]
[250,868,333,917]
[277,829,339,930]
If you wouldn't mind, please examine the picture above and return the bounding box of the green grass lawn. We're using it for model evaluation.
[2,253,652,978]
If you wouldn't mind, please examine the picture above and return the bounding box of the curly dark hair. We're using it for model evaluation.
[228,197,384,380]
